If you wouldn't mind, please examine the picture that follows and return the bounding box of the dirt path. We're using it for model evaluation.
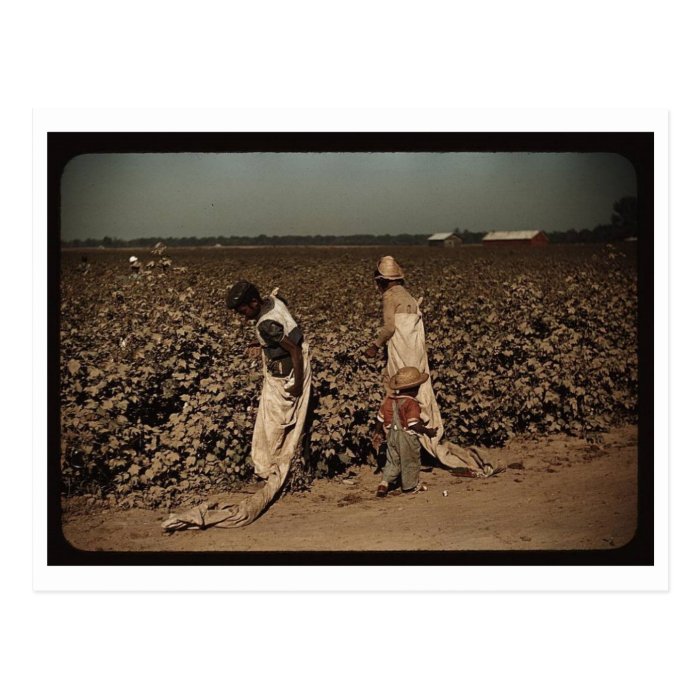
[61,426,637,552]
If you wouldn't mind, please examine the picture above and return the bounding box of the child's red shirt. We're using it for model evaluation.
[377,395,422,430]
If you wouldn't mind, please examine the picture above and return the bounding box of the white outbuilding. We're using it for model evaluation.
[427,232,462,247]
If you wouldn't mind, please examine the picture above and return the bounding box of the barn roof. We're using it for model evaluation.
[428,232,459,241]
[483,230,544,241]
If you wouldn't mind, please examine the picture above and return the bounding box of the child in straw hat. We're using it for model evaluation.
[372,366,438,497]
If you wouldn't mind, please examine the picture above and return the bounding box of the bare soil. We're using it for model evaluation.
[61,425,637,552]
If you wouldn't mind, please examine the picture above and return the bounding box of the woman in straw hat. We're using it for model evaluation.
[364,255,415,360]
[372,366,437,496]
[366,256,500,477]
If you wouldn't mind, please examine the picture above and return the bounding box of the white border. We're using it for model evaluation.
[33,109,668,591]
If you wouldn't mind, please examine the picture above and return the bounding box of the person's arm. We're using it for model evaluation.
[365,291,396,357]
[371,417,385,452]
[279,336,304,397]
[409,419,437,439]
[405,400,437,438]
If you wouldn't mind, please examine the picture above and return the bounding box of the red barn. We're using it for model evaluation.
[482,230,549,247]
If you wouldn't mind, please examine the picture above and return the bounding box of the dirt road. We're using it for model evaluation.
[61,426,637,552]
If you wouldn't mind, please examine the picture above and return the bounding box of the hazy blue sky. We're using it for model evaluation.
[61,152,636,239]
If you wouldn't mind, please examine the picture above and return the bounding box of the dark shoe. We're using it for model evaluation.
[375,482,389,498]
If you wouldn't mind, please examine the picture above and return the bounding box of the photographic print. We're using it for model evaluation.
[47,132,653,567]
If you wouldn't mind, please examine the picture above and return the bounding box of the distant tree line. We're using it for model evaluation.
[61,233,433,248]
[61,226,633,248]
[453,225,634,245]
[62,198,637,248]
[452,196,639,245]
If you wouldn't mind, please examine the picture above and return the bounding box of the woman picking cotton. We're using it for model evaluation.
[365,256,501,478]
[162,280,311,531]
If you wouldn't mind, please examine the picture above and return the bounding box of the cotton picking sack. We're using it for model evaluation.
[162,293,312,531]
[386,301,500,477]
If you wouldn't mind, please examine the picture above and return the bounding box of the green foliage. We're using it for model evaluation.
[611,196,638,234]
[60,245,637,506]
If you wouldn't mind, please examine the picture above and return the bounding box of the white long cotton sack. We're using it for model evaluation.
[386,306,501,477]
[162,341,312,531]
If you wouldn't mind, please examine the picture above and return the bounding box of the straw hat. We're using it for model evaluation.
[129,256,138,263]
[376,256,404,280]
[388,366,429,391]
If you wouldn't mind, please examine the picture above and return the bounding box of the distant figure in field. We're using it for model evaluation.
[78,255,90,276]
[151,241,167,256]
[365,255,500,478]
[162,280,311,531]
[128,255,142,276]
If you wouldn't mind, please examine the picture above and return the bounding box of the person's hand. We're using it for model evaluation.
[246,345,261,359]
[371,432,383,452]
[364,344,379,359]
[425,427,438,439]
[287,382,303,398]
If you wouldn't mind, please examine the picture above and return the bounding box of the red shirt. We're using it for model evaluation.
[378,395,422,430]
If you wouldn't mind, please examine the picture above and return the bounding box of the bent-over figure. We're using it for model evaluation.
[162,280,312,531]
